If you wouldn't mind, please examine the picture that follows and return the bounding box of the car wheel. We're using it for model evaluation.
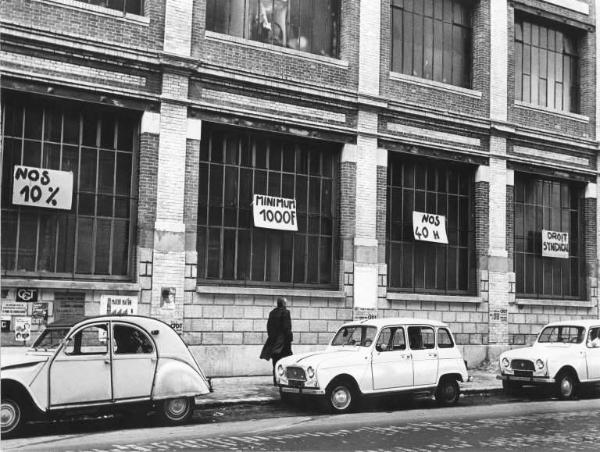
[279,390,293,404]
[502,380,522,396]
[556,372,577,400]
[325,380,357,414]
[160,397,194,425]
[435,378,460,405]
[1,397,24,437]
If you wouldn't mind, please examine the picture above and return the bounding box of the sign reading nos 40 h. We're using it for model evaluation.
[12,165,73,210]
[412,211,448,244]
[252,194,298,231]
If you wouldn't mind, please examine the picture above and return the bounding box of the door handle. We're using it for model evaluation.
[104,358,111,364]
[428,353,437,358]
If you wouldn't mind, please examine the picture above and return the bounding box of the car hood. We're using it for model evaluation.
[501,343,574,361]
[1,350,50,370]
[281,348,362,368]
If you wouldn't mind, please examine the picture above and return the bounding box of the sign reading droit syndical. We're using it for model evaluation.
[252,194,298,231]
[542,230,569,259]
[412,211,448,244]
[12,165,73,210]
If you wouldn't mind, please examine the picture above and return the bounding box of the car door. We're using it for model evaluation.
[111,322,157,400]
[49,322,112,406]
[371,326,413,390]
[586,326,600,380]
[408,325,438,386]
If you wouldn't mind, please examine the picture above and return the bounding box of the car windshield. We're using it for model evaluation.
[31,327,70,350]
[538,326,585,344]
[331,326,377,347]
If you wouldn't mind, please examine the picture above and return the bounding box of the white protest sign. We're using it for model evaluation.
[412,211,448,244]
[12,165,73,210]
[252,194,298,231]
[1,302,28,316]
[542,230,569,259]
[100,295,138,315]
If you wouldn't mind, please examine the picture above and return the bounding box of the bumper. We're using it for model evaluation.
[279,385,325,395]
[497,374,555,384]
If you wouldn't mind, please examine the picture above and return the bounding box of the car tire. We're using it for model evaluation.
[1,397,24,438]
[502,380,522,396]
[556,371,577,400]
[159,397,194,425]
[279,390,293,404]
[435,377,460,406]
[325,380,357,414]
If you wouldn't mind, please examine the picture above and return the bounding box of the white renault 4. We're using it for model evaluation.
[276,317,470,413]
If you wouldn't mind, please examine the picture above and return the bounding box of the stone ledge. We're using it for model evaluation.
[387,292,482,304]
[1,278,139,292]
[196,285,345,299]
[513,298,595,308]
[389,72,483,99]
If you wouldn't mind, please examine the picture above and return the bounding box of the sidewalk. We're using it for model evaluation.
[195,367,503,408]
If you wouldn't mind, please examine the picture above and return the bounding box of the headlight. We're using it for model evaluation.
[502,357,510,368]
[277,364,284,376]
[536,359,545,370]
[306,366,315,379]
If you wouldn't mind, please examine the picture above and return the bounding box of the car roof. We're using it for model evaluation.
[341,317,448,328]
[543,319,600,328]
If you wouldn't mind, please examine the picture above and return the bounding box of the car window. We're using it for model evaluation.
[587,327,600,348]
[32,328,70,350]
[538,326,585,343]
[113,324,154,354]
[408,326,435,350]
[437,328,454,348]
[65,324,108,355]
[331,326,377,347]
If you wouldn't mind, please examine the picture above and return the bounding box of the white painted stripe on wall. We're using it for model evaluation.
[387,123,481,147]
[341,143,358,163]
[186,118,202,140]
[475,165,490,183]
[358,0,381,95]
[141,111,160,134]
[512,146,589,166]
[543,0,589,15]
[377,148,388,167]
[490,0,508,121]
[585,183,597,198]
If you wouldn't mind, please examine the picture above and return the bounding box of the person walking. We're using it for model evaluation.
[260,296,293,385]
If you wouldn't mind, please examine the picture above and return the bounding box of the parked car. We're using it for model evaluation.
[498,319,600,399]
[1,316,212,437]
[275,317,470,413]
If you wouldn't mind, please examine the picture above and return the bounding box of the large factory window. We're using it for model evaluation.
[197,125,338,287]
[1,95,138,278]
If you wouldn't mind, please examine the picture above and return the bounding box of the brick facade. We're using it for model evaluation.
[1,0,599,376]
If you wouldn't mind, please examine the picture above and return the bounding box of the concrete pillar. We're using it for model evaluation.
[358,0,381,96]
[490,0,508,122]
[585,182,599,317]
[164,0,193,56]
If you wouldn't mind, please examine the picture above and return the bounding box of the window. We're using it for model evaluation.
[514,175,584,299]
[391,0,472,88]
[77,0,143,15]
[437,328,454,348]
[587,327,600,348]
[65,324,108,355]
[538,325,584,343]
[1,95,138,278]
[376,327,406,351]
[197,126,338,287]
[387,156,475,294]
[113,324,153,354]
[206,0,340,58]
[514,16,579,112]
[331,326,377,347]
[408,326,435,350]
[32,328,70,351]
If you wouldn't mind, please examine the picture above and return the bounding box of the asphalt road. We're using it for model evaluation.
[3,391,600,451]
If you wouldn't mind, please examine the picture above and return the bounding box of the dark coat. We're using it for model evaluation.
[260,306,293,361]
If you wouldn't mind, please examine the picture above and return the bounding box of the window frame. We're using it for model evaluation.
[75,0,145,16]
[437,327,454,348]
[407,325,436,350]
[112,323,154,355]
[64,323,109,356]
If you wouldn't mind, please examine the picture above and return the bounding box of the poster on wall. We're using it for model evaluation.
[32,302,50,325]
[412,211,448,244]
[541,230,569,259]
[12,165,73,210]
[170,319,183,334]
[1,302,28,316]
[160,288,176,311]
[252,194,298,231]
[100,295,138,315]
[1,316,11,333]
[16,288,38,302]
[14,317,31,342]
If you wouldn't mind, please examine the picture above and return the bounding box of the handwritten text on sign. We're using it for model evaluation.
[13,165,73,210]
[100,295,139,315]
[412,211,448,244]
[253,194,298,231]
[542,230,569,259]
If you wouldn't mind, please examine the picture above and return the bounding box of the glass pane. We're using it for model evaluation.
[1,210,18,270]
[98,151,115,194]
[76,218,94,274]
[38,214,58,272]
[56,215,76,273]
[112,220,129,275]
[95,219,112,274]
[115,153,132,195]
[24,105,43,140]
[80,148,97,192]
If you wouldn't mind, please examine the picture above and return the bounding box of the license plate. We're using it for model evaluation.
[289,380,305,388]
[282,387,300,393]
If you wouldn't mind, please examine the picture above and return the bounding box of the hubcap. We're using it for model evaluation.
[561,378,573,397]
[1,402,18,430]
[444,384,456,401]
[331,387,351,410]
[166,398,189,419]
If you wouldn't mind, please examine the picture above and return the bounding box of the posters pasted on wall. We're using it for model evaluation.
[14,317,32,342]
[32,302,50,325]
[100,295,138,315]
[1,316,11,333]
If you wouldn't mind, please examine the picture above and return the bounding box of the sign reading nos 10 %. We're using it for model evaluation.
[412,211,449,244]
[12,165,73,210]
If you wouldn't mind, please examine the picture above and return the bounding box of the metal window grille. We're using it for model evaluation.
[514,16,579,113]
[386,156,475,294]
[205,0,340,58]
[197,125,339,287]
[391,0,473,88]
[514,174,584,299]
[1,95,138,279]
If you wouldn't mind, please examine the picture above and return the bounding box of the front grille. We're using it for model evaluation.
[511,359,534,371]
[286,366,306,381]
[514,370,533,378]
